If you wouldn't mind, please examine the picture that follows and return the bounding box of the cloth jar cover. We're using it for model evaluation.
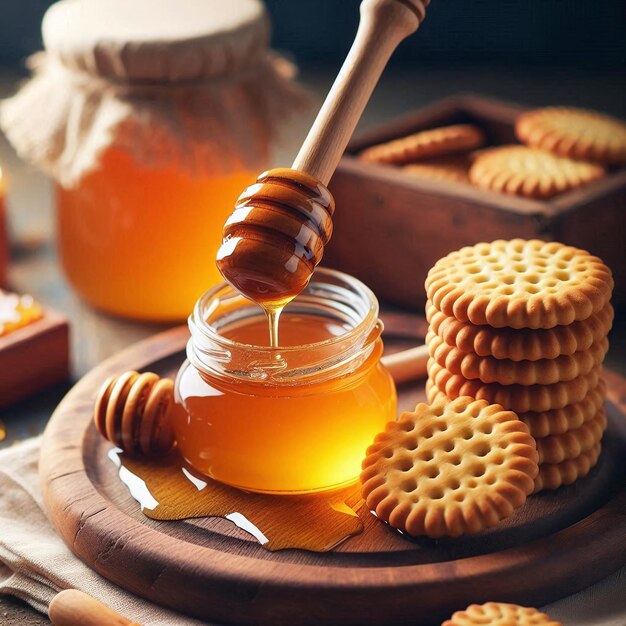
[0,0,308,186]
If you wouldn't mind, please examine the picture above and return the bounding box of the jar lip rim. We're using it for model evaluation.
[191,267,380,352]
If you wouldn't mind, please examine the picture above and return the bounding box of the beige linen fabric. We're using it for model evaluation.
[0,437,207,625]
[0,437,624,625]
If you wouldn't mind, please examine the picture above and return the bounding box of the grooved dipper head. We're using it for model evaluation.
[216,168,335,308]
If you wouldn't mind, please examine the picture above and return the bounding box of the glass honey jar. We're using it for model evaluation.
[1,0,306,320]
[174,268,397,494]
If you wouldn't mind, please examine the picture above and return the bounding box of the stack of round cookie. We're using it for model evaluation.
[424,239,614,493]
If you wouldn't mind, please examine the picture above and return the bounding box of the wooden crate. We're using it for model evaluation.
[326,94,626,311]
[0,307,70,409]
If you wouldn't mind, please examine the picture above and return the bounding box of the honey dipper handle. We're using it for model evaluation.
[292,0,428,184]
[49,589,142,626]
[381,343,428,385]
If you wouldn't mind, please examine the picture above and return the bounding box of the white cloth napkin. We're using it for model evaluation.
[0,437,624,626]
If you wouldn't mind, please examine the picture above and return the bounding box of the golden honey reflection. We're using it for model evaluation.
[110,448,364,552]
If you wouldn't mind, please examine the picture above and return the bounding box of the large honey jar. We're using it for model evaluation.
[1,0,306,320]
[174,268,397,494]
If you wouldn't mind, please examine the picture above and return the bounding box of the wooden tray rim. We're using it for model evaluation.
[39,326,626,621]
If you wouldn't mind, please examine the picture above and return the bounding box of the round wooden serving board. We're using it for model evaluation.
[40,324,626,626]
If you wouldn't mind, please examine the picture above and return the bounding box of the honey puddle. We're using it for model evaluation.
[109,449,365,552]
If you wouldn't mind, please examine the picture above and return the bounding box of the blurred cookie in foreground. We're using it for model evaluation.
[441,601,563,626]
[359,124,484,165]
[469,145,605,199]
[360,396,538,538]
[516,107,626,165]
[403,155,471,184]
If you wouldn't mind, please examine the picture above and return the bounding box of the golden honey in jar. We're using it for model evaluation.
[1,0,306,320]
[56,149,258,320]
[174,268,397,494]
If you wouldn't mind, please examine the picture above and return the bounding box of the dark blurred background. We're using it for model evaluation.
[1,0,623,119]
[2,1,625,71]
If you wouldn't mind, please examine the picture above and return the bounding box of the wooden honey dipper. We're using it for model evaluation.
[217,0,430,337]
[92,347,428,456]
[94,371,175,456]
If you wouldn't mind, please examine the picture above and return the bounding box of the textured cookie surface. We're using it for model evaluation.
[427,330,607,386]
[426,378,606,438]
[442,601,563,626]
[425,239,613,329]
[403,155,471,184]
[534,443,602,493]
[469,145,605,198]
[428,359,601,413]
[359,124,485,165]
[427,301,614,361]
[516,107,626,165]
[360,397,538,538]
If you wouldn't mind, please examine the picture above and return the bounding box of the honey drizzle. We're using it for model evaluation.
[216,168,335,348]
[265,305,282,347]
[110,448,364,552]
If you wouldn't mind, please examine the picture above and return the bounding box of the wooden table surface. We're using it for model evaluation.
[0,66,624,625]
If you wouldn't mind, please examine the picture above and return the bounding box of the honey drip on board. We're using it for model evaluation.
[110,448,364,552]
[216,168,335,347]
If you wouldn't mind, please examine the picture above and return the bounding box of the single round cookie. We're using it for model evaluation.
[427,330,607,386]
[427,359,601,413]
[425,239,613,329]
[427,300,614,361]
[533,443,602,493]
[536,409,606,464]
[360,396,538,539]
[403,155,471,184]
[516,107,626,165]
[469,145,605,199]
[359,124,485,165]
[426,377,606,439]
[442,601,563,626]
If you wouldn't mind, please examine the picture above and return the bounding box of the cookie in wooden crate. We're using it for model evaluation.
[359,124,484,165]
[403,154,471,184]
[516,107,626,165]
[469,145,605,199]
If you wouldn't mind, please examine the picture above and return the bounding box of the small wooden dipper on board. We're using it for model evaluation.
[217,0,431,319]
